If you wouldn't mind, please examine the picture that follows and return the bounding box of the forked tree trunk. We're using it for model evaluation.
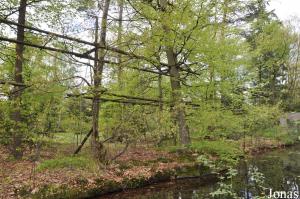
[11,0,27,159]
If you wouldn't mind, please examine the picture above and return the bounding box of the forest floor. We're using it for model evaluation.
[0,135,295,199]
[0,143,187,199]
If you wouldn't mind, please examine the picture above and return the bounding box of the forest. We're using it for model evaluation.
[0,0,300,198]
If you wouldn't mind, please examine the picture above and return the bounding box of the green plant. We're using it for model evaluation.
[191,140,242,165]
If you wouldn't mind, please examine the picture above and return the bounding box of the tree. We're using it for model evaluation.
[250,22,292,105]
[10,0,27,159]
[285,19,300,111]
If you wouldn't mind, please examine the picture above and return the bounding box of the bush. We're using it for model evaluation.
[190,140,242,165]
[189,103,244,139]
[245,104,282,135]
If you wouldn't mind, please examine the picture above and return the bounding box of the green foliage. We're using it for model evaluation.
[0,0,299,166]
[192,140,242,165]
[211,183,240,199]
[245,104,282,135]
[190,103,245,139]
[248,19,293,105]
[211,166,266,199]
[257,126,297,145]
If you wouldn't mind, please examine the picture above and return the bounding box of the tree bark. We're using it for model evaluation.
[91,16,99,151]
[166,47,190,145]
[74,128,92,155]
[159,0,190,145]
[158,68,163,111]
[117,0,124,89]
[11,0,27,159]
[91,0,111,158]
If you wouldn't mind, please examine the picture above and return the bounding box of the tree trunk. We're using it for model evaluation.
[91,0,111,158]
[11,0,27,159]
[158,69,163,111]
[158,0,190,145]
[166,47,190,145]
[117,0,124,89]
[91,16,99,152]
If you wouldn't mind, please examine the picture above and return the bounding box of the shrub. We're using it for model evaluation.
[191,140,242,165]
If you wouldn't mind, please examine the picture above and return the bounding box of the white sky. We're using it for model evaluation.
[269,0,300,21]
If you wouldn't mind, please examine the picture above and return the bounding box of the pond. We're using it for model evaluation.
[101,144,300,199]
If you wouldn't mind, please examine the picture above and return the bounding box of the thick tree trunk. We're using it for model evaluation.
[158,0,190,145]
[166,47,190,145]
[11,0,27,159]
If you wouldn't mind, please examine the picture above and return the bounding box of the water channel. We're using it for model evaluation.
[101,144,300,199]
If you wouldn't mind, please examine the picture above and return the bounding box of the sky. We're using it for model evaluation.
[269,0,300,21]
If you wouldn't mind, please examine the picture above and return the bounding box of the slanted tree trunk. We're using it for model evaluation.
[11,0,27,159]
[159,0,190,145]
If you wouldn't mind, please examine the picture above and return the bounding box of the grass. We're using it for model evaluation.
[52,132,86,144]
[158,145,186,153]
[36,156,95,172]
[37,132,90,145]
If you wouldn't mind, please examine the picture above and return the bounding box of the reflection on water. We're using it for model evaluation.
[102,145,300,199]
[235,145,300,199]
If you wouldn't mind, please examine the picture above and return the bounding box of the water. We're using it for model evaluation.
[101,144,300,199]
